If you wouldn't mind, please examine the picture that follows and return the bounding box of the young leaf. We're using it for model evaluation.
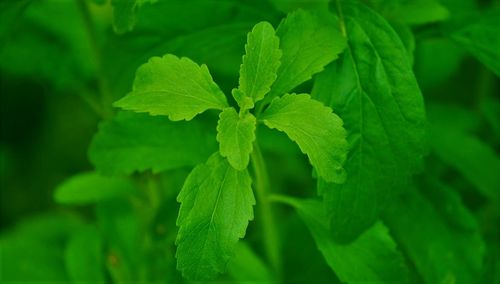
[267,10,347,101]
[260,94,348,184]
[176,153,255,281]
[383,185,485,284]
[54,172,135,205]
[216,108,256,170]
[276,197,411,283]
[312,2,427,241]
[235,21,281,109]
[114,54,228,121]
[89,111,217,175]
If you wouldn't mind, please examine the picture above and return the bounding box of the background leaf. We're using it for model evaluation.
[446,8,500,76]
[64,225,105,283]
[89,111,217,175]
[383,184,485,284]
[275,196,411,284]
[54,172,135,204]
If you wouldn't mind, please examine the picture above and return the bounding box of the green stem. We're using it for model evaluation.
[250,143,282,279]
[76,0,113,118]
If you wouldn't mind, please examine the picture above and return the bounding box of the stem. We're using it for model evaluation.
[76,0,113,118]
[250,143,282,279]
[335,0,347,37]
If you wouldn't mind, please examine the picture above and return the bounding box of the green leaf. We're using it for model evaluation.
[64,226,105,283]
[367,0,449,25]
[312,2,427,241]
[267,10,347,100]
[383,185,485,284]
[111,0,156,34]
[446,9,500,76]
[96,199,141,283]
[89,111,217,175]
[54,172,135,205]
[429,120,500,201]
[216,108,256,170]
[227,242,274,283]
[235,21,281,109]
[114,54,228,121]
[0,213,82,282]
[277,196,411,283]
[418,174,477,232]
[111,0,138,34]
[260,94,348,183]
[176,153,255,281]
[269,0,330,13]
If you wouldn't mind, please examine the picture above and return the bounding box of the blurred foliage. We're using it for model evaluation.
[0,0,498,283]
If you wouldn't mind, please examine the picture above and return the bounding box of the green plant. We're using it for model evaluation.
[1,0,498,283]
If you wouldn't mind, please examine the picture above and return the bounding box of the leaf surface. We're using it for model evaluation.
[312,2,426,241]
[260,94,348,183]
[216,108,256,170]
[235,21,281,109]
[114,54,227,121]
[176,153,255,281]
[89,111,217,175]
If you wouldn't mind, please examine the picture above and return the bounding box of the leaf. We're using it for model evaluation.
[391,23,415,65]
[227,242,274,283]
[235,21,281,109]
[429,120,500,201]
[267,10,347,101]
[54,172,135,205]
[0,213,82,282]
[176,153,255,281]
[312,2,427,241]
[64,226,105,283]
[216,108,256,170]
[418,174,477,232]
[111,0,138,34]
[96,199,141,282]
[0,0,95,88]
[368,0,449,25]
[446,9,500,76]
[276,196,411,283]
[89,111,217,175]
[114,54,228,121]
[260,94,348,183]
[269,0,330,13]
[383,185,485,284]
[111,0,156,34]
